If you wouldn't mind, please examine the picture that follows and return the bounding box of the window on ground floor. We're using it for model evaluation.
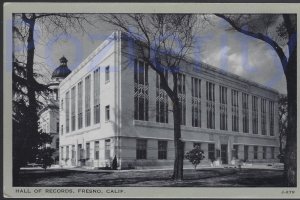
[254,146,258,159]
[105,139,111,159]
[271,147,275,159]
[263,146,266,159]
[56,138,59,149]
[94,141,99,160]
[72,145,75,160]
[233,145,239,159]
[66,146,69,159]
[136,139,147,159]
[78,144,84,160]
[208,143,215,161]
[158,140,168,160]
[86,142,90,160]
[244,145,248,161]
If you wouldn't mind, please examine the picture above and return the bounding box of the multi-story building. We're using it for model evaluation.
[38,56,71,164]
[59,32,279,169]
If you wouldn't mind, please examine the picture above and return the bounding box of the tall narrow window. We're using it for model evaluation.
[252,96,258,134]
[158,141,168,160]
[105,66,110,82]
[56,138,59,149]
[56,122,59,133]
[94,68,100,124]
[71,86,76,131]
[206,82,215,129]
[244,145,249,161]
[219,86,227,130]
[178,73,186,125]
[208,143,215,161]
[263,146,266,159]
[136,139,147,159]
[271,147,275,159]
[71,145,75,160]
[232,89,239,132]
[94,141,99,160]
[66,146,69,160]
[65,91,70,133]
[86,142,90,160]
[261,98,267,135]
[242,93,249,133]
[233,145,239,159]
[105,105,110,121]
[254,146,258,159]
[85,75,91,127]
[269,101,275,136]
[156,71,168,123]
[78,81,83,129]
[78,144,83,160]
[134,60,149,121]
[192,77,201,127]
[105,139,111,159]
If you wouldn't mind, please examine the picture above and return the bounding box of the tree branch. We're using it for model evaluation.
[215,14,288,72]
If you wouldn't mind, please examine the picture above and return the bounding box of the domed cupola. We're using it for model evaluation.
[51,56,72,79]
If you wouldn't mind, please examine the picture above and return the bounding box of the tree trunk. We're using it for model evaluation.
[284,44,297,187]
[172,99,184,180]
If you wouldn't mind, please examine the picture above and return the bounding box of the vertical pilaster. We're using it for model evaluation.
[201,80,207,129]
[249,94,253,134]
[238,91,243,133]
[215,84,220,130]
[228,88,232,131]
[186,77,192,127]
[91,72,94,126]
[148,68,156,122]
[274,101,279,137]
[258,97,261,135]
[266,100,270,136]
[82,79,86,129]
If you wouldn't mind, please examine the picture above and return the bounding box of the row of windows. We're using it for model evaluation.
[233,145,275,160]
[60,139,111,160]
[133,61,276,136]
[62,66,110,134]
[61,140,276,162]
[136,139,168,160]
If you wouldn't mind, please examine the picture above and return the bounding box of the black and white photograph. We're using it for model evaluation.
[3,2,299,198]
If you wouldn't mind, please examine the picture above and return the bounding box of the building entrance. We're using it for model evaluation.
[221,144,228,164]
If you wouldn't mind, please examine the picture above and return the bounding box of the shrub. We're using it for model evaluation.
[185,146,205,170]
[111,155,118,170]
[35,147,55,171]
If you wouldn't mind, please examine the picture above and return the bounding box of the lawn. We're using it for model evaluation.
[15,168,285,187]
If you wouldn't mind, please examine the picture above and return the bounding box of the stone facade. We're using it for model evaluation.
[59,32,280,169]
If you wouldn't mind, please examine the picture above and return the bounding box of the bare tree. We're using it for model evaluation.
[12,13,95,181]
[215,14,297,186]
[100,14,197,180]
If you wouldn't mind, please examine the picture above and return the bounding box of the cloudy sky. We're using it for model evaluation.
[30,14,287,94]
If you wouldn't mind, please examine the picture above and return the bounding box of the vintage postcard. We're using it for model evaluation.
[3,2,300,198]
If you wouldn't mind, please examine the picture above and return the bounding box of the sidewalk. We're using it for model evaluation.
[63,162,283,173]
